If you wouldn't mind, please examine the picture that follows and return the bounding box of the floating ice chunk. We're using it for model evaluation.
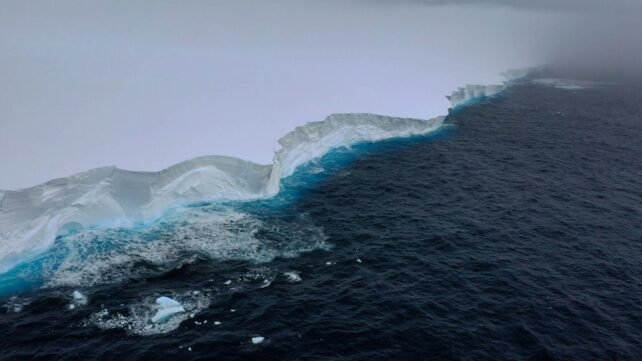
[156,296,181,308]
[284,271,302,282]
[356,258,362,263]
[325,261,333,266]
[152,306,185,323]
[252,336,265,344]
[214,321,221,325]
[259,279,272,288]
[72,290,87,304]
[151,296,185,324]
[224,280,232,285]
[230,309,236,312]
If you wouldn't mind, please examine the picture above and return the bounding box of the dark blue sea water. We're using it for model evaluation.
[1,80,641,360]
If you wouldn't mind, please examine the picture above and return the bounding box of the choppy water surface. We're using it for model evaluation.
[1,81,641,360]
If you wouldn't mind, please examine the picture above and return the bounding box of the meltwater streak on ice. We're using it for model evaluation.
[0,74,525,275]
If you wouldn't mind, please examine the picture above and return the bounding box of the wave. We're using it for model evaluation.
[0,73,528,275]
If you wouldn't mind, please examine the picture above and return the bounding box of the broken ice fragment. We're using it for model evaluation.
[284,271,302,282]
[252,336,265,344]
[72,290,87,305]
[151,296,185,324]
[156,296,181,308]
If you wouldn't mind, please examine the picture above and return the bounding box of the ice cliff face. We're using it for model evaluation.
[0,69,534,274]
[446,84,506,108]
[0,113,444,273]
[445,68,534,109]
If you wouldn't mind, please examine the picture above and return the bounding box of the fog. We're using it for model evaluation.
[1,0,640,189]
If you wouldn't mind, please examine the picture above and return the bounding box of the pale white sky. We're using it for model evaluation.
[2,0,630,189]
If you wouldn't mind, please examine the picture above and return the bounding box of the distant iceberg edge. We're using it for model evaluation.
[0,70,530,274]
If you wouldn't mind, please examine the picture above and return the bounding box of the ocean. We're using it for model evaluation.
[1,79,640,360]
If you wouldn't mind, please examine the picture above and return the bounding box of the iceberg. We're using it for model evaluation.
[445,68,534,109]
[0,113,443,274]
[446,84,506,108]
[0,70,535,275]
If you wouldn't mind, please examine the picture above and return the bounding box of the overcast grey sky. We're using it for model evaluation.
[1,0,640,189]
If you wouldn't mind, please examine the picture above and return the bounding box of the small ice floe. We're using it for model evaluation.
[224,280,232,285]
[188,347,192,352]
[283,271,302,282]
[230,309,236,313]
[72,290,87,303]
[69,290,88,309]
[325,261,334,266]
[356,258,362,263]
[259,279,272,288]
[151,296,185,324]
[214,321,221,325]
[252,336,265,344]
[192,290,200,295]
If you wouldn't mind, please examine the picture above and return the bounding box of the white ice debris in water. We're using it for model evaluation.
[151,296,185,324]
[259,279,272,288]
[214,321,221,325]
[85,290,212,336]
[356,258,362,263]
[252,336,265,344]
[325,261,333,266]
[69,290,87,309]
[72,290,88,305]
[224,280,232,285]
[284,271,302,282]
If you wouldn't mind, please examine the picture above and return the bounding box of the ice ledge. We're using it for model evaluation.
[0,112,444,274]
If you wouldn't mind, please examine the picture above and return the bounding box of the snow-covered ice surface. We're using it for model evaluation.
[531,78,616,90]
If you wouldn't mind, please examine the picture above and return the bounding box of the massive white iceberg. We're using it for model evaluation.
[0,67,536,275]
[446,84,506,108]
[0,113,444,273]
[444,68,535,108]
